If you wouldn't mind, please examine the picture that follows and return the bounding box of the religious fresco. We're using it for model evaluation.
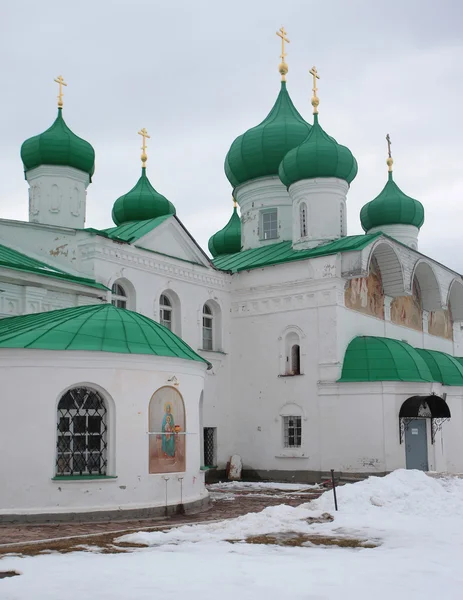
[149,386,186,474]
[391,278,423,331]
[344,257,384,319]
[429,304,453,340]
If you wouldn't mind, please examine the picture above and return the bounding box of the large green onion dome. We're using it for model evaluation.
[208,204,242,257]
[278,113,358,187]
[20,108,95,177]
[112,167,176,226]
[224,81,311,188]
[360,170,424,232]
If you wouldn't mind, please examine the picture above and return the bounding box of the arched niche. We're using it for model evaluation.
[448,279,463,322]
[412,261,443,312]
[367,241,405,297]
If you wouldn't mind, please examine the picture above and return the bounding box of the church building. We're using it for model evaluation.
[1,31,462,522]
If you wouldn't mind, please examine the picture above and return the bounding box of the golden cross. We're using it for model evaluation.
[309,66,320,114]
[138,127,151,166]
[54,75,67,108]
[386,133,392,158]
[276,26,290,81]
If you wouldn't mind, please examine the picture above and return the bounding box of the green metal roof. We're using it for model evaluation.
[279,113,358,187]
[213,233,381,273]
[224,81,311,188]
[93,214,172,243]
[0,243,107,291]
[112,167,175,226]
[208,206,242,257]
[21,108,95,177]
[0,304,209,365]
[339,336,433,383]
[360,171,425,231]
[415,349,463,386]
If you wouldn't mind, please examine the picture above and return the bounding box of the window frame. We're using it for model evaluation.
[202,303,214,350]
[283,415,302,449]
[159,294,173,330]
[300,202,307,238]
[111,283,127,309]
[260,208,278,241]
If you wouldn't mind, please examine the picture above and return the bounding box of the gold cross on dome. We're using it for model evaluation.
[54,75,67,108]
[386,133,394,171]
[309,66,320,114]
[138,127,151,167]
[276,27,290,81]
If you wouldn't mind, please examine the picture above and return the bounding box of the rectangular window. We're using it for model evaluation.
[203,427,217,467]
[261,209,278,240]
[202,317,213,350]
[160,308,172,330]
[283,416,302,448]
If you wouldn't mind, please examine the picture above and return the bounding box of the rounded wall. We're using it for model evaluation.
[289,178,349,249]
[368,224,419,250]
[0,349,208,520]
[234,176,292,250]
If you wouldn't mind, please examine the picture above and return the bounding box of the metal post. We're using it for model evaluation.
[163,476,170,516]
[330,469,338,511]
[177,477,185,515]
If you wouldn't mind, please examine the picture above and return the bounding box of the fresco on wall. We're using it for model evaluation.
[429,303,453,340]
[391,278,423,331]
[345,257,384,319]
[149,386,186,474]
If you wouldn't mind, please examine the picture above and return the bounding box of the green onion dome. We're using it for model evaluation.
[20,108,95,177]
[278,113,358,187]
[208,205,242,257]
[224,82,311,188]
[360,171,424,231]
[112,167,176,226]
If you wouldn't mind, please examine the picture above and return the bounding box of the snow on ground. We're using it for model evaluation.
[2,470,463,600]
[208,480,320,491]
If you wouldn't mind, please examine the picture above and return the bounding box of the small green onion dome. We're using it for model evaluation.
[112,167,176,226]
[208,205,242,257]
[360,171,424,232]
[278,113,358,187]
[224,82,311,188]
[20,108,95,177]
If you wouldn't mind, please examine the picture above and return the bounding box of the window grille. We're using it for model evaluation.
[291,344,301,375]
[283,416,302,448]
[262,209,278,240]
[160,294,172,330]
[300,203,307,238]
[202,304,213,350]
[204,427,216,467]
[56,387,108,476]
[111,283,127,309]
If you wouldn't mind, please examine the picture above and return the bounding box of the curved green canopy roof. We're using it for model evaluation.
[360,171,424,231]
[339,336,433,383]
[415,349,463,386]
[224,81,311,188]
[112,167,175,226]
[21,108,95,177]
[0,304,209,366]
[208,206,242,257]
[279,113,358,188]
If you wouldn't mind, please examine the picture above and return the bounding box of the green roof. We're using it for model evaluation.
[94,215,172,243]
[208,206,242,257]
[360,171,425,231]
[224,81,311,188]
[0,243,107,291]
[21,108,95,177]
[213,233,381,273]
[339,337,433,383]
[279,113,358,187]
[415,349,463,386]
[0,304,209,365]
[112,167,175,226]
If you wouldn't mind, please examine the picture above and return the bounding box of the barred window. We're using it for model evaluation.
[283,416,302,448]
[300,203,307,238]
[202,303,213,350]
[111,283,127,309]
[160,294,172,330]
[56,387,108,476]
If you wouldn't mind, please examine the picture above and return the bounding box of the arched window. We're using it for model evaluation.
[111,283,127,309]
[300,202,307,238]
[160,294,172,330]
[56,387,108,476]
[291,344,301,375]
[202,303,213,350]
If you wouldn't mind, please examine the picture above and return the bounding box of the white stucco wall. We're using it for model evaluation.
[0,350,208,517]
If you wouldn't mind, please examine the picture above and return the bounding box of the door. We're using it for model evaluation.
[405,419,428,471]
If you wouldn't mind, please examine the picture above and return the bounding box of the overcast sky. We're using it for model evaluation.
[1,0,462,269]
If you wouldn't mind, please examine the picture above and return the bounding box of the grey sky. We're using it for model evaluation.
[1,0,462,269]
